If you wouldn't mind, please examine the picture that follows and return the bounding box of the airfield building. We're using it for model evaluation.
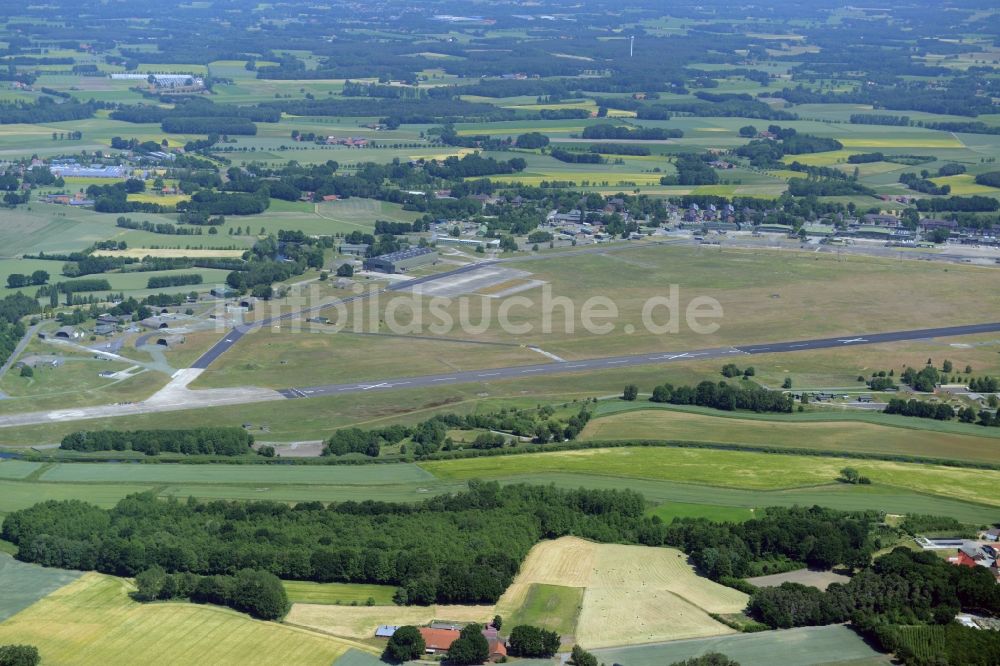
[364,247,438,274]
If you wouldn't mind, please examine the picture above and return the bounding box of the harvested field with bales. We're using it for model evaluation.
[497,537,746,647]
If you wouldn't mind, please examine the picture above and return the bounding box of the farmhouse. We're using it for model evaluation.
[364,247,438,274]
[418,628,460,653]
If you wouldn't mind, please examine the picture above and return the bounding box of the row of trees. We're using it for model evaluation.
[59,427,254,456]
[146,274,203,289]
[324,406,593,458]
[581,124,682,140]
[643,380,794,414]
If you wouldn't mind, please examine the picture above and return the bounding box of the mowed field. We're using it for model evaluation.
[420,446,1000,509]
[579,407,1000,466]
[495,537,746,648]
[341,244,1000,360]
[0,573,368,666]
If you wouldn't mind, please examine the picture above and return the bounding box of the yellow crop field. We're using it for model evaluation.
[495,537,744,648]
[285,603,495,639]
[931,174,1000,195]
[126,193,190,205]
[839,137,964,149]
[0,573,365,666]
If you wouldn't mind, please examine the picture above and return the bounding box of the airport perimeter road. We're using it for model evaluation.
[277,321,1000,399]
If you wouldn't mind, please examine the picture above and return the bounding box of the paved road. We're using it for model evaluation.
[0,322,39,382]
[277,321,1000,399]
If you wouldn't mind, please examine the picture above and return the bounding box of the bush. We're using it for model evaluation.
[446,624,490,665]
[18,366,32,378]
[0,645,40,666]
[622,384,638,401]
[508,625,560,658]
[386,626,425,663]
[570,645,597,666]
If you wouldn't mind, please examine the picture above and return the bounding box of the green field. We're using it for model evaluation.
[646,501,756,523]
[502,583,583,636]
[283,581,397,606]
[420,446,1000,510]
[589,624,887,666]
[581,405,1000,466]
[36,461,436,485]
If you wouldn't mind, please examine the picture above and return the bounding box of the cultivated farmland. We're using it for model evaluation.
[0,573,367,666]
[496,537,747,647]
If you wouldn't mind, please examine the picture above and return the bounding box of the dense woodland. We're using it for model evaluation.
[2,486,882,610]
[747,548,1000,665]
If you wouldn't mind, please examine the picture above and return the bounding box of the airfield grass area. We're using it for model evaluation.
[579,407,1000,466]
[0,573,364,666]
[345,244,1000,360]
[190,328,546,390]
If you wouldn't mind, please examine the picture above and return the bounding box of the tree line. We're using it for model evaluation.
[641,379,793,414]
[59,427,254,456]
[146,274,203,289]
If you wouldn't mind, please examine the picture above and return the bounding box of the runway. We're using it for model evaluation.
[277,321,1000,399]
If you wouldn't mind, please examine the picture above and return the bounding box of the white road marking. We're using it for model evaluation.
[478,372,501,377]
[789,343,808,348]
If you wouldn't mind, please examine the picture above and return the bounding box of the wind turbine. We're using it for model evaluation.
[629,35,635,57]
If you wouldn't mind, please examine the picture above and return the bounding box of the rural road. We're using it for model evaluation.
[276,322,1000,399]
[2,321,999,430]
